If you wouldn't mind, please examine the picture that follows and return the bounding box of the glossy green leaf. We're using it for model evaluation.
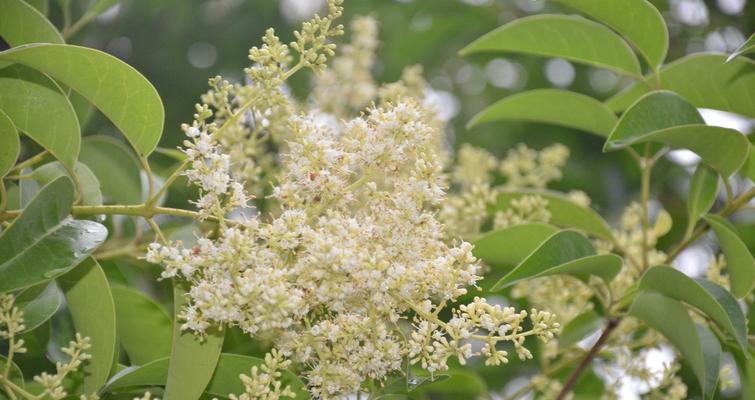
[0,177,107,293]
[412,370,486,398]
[14,282,63,333]
[0,43,164,156]
[605,91,704,148]
[490,230,622,291]
[639,266,747,353]
[111,285,172,365]
[0,65,80,169]
[472,223,558,267]
[727,33,755,63]
[104,354,308,398]
[687,164,718,233]
[85,0,120,18]
[79,136,143,204]
[58,258,117,393]
[31,161,103,206]
[553,0,667,67]
[704,215,755,298]
[494,191,613,240]
[606,54,755,119]
[559,310,602,349]
[164,281,224,400]
[0,109,19,177]
[0,0,63,46]
[460,14,641,77]
[25,0,48,14]
[630,292,721,400]
[467,89,617,137]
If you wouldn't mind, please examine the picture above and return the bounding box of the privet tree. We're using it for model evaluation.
[0,0,753,399]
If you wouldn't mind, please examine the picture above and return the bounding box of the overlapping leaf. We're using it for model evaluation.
[687,164,718,234]
[472,223,558,267]
[606,54,755,119]
[0,0,63,46]
[0,177,107,293]
[630,292,721,400]
[605,91,748,176]
[490,230,622,291]
[0,43,164,156]
[112,285,172,365]
[0,109,19,177]
[79,136,143,204]
[163,281,224,400]
[0,65,80,169]
[705,215,755,298]
[639,266,747,353]
[58,258,117,393]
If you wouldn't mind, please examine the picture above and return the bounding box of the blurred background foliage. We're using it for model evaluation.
[8,1,753,397]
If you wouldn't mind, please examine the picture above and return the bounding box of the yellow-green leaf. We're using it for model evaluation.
[31,161,103,206]
[553,0,667,67]
[630,292,721,400]
[79,136,143,205]
[639,266,747,353]
[467,89,617,137]
[606,54,755,119]
[112,285,172,365]
[704,215,755,298]
[687,164,718,234]
[473,223,558,267]
[490,230,622,291]
[0,109,19,177]
[164,281,224,400]
[0,177,107,293]
[0,43,164,156]
[58,258,117,393]
[0,0,63,46]
[461,14,641,77]
[0,65,80,169]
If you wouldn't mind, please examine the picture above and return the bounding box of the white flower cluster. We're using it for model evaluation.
[408,297,559,373]
[147,97,559,398]
[231,350,297,400]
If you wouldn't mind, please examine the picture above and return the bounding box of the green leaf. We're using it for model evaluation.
[58,258,117,393]
[727,33,755,63]
[629,292,721,400]
[0,109,19,177]
[460,14,641,77]
[104,354,309,398]
[79,136,143,204]
[740,144,755,182]
[606,54,755,119]
[687,164,718,233]
[0,65,80,169]
[0,0,63,46]
[704,215,755,298]
[25,0,48,15]
[85,0,120,18]
[111,285,172,365]
[0,43,164,156]
[605,90,704,147]
[638,266,747,353]
[473,223,558,267]
[606,91,749,176]
[553,0,667,67]
[411,370,486,398]
[31,161,103,206]
[14,282,63,333]
[559,310,603,349]
[494,191,613,240]
[164,281,224,400]
[467,89,617,137]
[0,177,107,293]
[490,230,622,291]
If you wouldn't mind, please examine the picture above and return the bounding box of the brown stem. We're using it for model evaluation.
[555,318,620,400]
